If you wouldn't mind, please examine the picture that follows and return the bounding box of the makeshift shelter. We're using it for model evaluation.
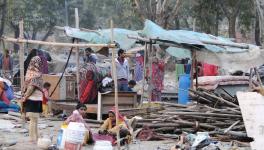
[63,19,264,102]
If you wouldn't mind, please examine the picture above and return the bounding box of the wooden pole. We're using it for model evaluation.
[190,50,195,89]
[110,20,121,149]
[2,37,115,48]
[19,20,24,94]
[140,43,147,104]
[194,51,198,90]
[148,43,153,103]
[75,8,80,99]
[19,19,26,128]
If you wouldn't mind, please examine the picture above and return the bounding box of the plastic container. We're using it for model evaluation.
[93,141,113,150]
[178,74,191,105]
[56,124,68,149]
[64,122,86,150]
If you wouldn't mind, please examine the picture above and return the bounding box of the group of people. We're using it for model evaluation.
[65,103,132,145]
[1,46,164,145]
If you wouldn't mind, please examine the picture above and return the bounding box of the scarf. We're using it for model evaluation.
[25,56,43,89]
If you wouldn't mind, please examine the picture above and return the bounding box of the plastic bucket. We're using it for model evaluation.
[178,74,191,105]
[64,122,86,150]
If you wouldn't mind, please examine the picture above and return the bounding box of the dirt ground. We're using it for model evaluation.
[0,114,175,150]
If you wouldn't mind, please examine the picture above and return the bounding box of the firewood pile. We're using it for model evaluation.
[134,89,253,142]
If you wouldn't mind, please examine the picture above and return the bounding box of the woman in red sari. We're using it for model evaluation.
[79,63,99,104]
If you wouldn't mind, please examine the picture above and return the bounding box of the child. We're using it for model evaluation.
[42,82,51,117]
[127,80,136,92]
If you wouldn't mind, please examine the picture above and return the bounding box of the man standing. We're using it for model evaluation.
[83,47,97,64]
[115,49,130,91]
[1,49,13,80]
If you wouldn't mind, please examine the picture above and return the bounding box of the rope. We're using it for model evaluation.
[49,38,76,97]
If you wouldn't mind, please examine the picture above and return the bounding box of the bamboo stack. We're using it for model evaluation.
[134,89,252,142]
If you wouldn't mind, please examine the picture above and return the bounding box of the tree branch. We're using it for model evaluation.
[134,0,147,21]
[169,0,181,19]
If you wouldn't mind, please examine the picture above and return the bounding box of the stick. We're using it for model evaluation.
[202,91,240,108]
[154,101,187,108]
[224,120,240,133]
[165,112,241,118]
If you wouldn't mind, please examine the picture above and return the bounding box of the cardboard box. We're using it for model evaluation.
[42,74,76,100]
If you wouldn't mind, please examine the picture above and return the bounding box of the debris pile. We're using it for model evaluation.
[134,89,252,145]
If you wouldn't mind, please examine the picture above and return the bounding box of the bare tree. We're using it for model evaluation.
[132,0,182,28]
[254,0,264,46]
[0,0,7,37]
[219,0,242,38]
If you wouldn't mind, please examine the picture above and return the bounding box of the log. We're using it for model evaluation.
[172,120,217,129]
[154,102,188,108]
[136,123,180,128]
[165,112,241,118]
[153,127,176,132]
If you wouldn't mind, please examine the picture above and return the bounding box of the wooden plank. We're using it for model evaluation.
[237,91,264,150]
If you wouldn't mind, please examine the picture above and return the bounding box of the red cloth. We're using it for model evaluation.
[152,61,165,91]
[42,88,49,104]
[80,80,97,104]
[79,69,98,104]
[1,92,10,105]
[202,63,218,76]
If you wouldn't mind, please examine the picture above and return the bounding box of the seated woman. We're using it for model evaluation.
[98,108,131,145]
[0,78,19,112]
[64,103,93,144]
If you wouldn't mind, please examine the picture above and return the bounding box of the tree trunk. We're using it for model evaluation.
[31,29,38,40]
[38,26,54,49]
[254,0,264,46]
[228,16,237,38]
[10,22,20,53]
[0,0,7,37]
[214,11,219,36]
[255,12,261,46]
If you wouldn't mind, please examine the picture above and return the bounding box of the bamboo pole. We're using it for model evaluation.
[140,43,147,104]
[19,20,24,96]
[19,19,26,128]
[2,37,115,48]
[75,8,80,99]
[110,20,121,150]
